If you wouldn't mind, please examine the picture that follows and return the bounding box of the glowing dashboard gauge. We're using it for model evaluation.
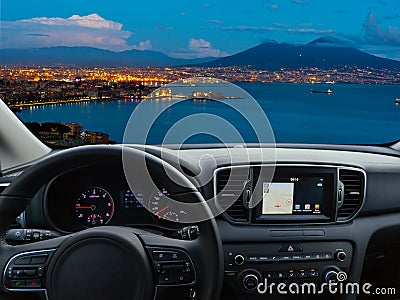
[75,187,114,227]
[149,188,188,222]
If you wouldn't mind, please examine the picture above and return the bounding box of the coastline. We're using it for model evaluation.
[9,96,124,109]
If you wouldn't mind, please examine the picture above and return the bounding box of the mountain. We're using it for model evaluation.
[196,41,400,70]
[0,47,215,67]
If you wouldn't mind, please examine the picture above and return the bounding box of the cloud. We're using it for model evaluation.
[132,39,152,51]
[206,19,223,24]
[269,4,280,11]
[383,13,400,20]
[222,26,278,32]
[21,14,123,30]
[288,28,336,34]
[25,33,49,37]
[292,0,310,5]
[170,38,227,59]
[222,24,335,35]
[362,12,400,47]
[0,14,134,51]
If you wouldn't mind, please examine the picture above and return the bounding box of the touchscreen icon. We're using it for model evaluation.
[315,204,320,211]
[304,204,311,210]
[294,204,301,210]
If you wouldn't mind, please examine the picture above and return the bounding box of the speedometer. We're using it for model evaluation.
[75,187,114,227]
[149,188,187,222]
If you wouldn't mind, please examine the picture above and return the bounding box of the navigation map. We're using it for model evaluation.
[262,182,294,215]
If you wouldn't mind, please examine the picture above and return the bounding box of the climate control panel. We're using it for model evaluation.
[223,241,352,294]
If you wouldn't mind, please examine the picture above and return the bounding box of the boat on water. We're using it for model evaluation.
[395,98,400,104]
[311,88,333,94]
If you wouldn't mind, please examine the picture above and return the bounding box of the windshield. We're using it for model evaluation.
[1,1,400,146]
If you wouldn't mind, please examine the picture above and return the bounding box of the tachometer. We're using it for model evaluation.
[75,187,114,227]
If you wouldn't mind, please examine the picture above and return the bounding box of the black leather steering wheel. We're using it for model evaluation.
[0,145,223,300]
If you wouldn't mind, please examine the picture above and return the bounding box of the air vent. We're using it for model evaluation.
[338,169,365,220]
[0,183,10,195]
[216,168,250,222]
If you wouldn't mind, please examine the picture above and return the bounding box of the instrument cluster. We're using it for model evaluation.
[45,164,189,232]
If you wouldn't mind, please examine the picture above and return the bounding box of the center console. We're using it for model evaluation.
[214,165,366,299]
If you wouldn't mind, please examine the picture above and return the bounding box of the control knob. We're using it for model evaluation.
[242,273,259,291]
[324,270,339,283]
[335,250,347,262]
[234,254,245,266]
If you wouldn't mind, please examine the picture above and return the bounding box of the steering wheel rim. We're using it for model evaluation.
[0,145,223,300]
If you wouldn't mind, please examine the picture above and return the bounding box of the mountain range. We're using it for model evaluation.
[1,37,400,70]
[0,47,213,67]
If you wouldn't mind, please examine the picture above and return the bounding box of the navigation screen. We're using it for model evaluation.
[261,176,324,215]
[262,182,294,214]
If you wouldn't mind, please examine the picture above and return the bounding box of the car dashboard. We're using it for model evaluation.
[2,144,400,300]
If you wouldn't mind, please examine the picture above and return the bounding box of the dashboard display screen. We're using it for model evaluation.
[261,176,325,216]
[122,189,145,209]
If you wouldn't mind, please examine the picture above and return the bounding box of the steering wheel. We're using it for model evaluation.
[0,145,223,300]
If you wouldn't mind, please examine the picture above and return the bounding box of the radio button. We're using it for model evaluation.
[312,253,323,260]
[291,254,303,261]
[304,254,313,260]
[258,255,271,262]
[247,255,259,262]
[321,252,333,260]
[280,255,292,262]
[265,272,275,279]
[276,272,286,279]
[270,255,280,262]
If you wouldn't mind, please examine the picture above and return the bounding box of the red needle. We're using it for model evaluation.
[92,215,95,222]
[155,205,169,215]
[76,206,92,209]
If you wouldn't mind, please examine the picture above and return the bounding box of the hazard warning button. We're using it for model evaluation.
[279,244,303,252]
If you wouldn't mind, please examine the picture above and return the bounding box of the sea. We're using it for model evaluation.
[18,83,400,145]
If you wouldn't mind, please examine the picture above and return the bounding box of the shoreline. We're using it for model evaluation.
[9,96,126,109]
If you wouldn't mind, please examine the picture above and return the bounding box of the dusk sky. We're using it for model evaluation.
[1,0,400,60]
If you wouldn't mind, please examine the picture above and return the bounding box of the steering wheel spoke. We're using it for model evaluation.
[1,235,69,298]
[138,232,198,287]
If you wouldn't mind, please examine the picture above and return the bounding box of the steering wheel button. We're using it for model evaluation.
[13,269,24,277]
[15,256,32,265]
[153,251,166,260]
[159,275,172,284]
[31,254,48,264]
[26,279,41,288]
[10,280,26,288]
[24,269,36,277]
[170,252,180,260]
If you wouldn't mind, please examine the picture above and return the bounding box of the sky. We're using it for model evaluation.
[1,0,400,60]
